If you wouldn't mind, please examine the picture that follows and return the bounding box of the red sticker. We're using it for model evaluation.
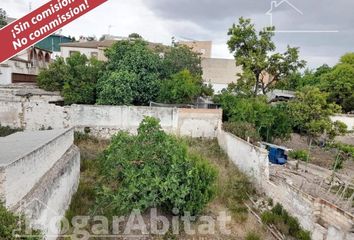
[0,0,108,63]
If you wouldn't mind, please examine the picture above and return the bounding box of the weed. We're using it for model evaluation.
[0,124,22,137]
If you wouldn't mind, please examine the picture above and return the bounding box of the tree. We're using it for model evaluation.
[275,65,332,91]
[97,70,136,105]
[96,117,217,215]
[321,53,354,113]
[37,57,68,91]
[215,93,293,141]
[227,17,306,95]
[158,69,203,104]
[37,53,103,104]
[128,33,143,39]
[160,44,203,79]
[103,39,162,105]
[0,8,7,29]
[62,53,103,104]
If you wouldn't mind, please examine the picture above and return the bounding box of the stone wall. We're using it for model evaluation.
[0,99,222,139]
[0,129,80,238]
[217,129,354,240]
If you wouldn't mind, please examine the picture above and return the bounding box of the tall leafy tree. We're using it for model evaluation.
[37,53,103,104]
[321,53,354,113]
[63,53,103,105]
[101,39,162,105]
[160,44,203,79]
[288,86,345,142]
[158,69,203,104]
[0,8,7,28]
[227,17,306,95]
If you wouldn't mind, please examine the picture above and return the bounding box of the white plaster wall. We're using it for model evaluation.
[217,130,269,186]
[28,146,80,239]
[178,109,222,138]
[0,101,23,128]
[331,115,354,131]
[70,105,178,134]
[23,102,71,130]
[61,46,99,59]
[0,65,12,85]
[217,129,354,240]
[0,100,221,139]
[3,129,73,208]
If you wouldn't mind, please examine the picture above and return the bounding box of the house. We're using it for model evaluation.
[60,39,165,61]
[35,34,73,58]
[201,58,242,93]
[60,40,117,61]
[179,40,212,58]
[0,47,52,85]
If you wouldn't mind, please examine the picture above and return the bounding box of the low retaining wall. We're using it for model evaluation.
[331,114,354,131]
[0,99,222,138]
[217,130,354,240]
[0,129,80,238]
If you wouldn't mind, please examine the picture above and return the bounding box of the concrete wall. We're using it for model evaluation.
[331,114,354,131]
[61,46,99,60]
[0,100,222,139]
[217,130,354,240]
[217,130,269,187]
[0,129,80,238]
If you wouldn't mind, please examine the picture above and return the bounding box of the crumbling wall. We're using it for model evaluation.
[0,129,80,238]
[0,100,221,138]
[217,130,354,240]
[217,130,269,187]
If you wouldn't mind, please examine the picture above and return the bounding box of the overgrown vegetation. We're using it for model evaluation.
[276,53,354,113]
[261,203,311,240]
[0,203,42,240]
[95,117,217,216]
[186,138,255,221]
[0,8,7,29]
[38,39,211,106]
[288,150,310,162]
[37,53,103,105]
[214,94,293,142]
[0,124,22,137]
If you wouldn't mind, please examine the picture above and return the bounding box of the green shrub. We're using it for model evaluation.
[288,150,309,161]
[329,142,354,158]
[223,121,261,144]
[297,230,312,240]
[95,117,218,216]
[0,124,22,137]
[245,231,261,240]
[261,203,311,240]
[96,70,136,105]
[37,56,67,92]
[0,203,42,239]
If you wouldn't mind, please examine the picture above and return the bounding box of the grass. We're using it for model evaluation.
[64,135,271,239]
[0,203,42,239]
[186,138,255,222]
[261,203,311,240]
[0,124,22,137]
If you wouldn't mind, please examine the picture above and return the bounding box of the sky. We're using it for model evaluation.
[3,0,354,69]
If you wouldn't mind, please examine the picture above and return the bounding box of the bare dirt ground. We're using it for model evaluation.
[276,134,354,176]
[64,136,275,240]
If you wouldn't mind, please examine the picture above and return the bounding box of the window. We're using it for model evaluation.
[69,51,79,56]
